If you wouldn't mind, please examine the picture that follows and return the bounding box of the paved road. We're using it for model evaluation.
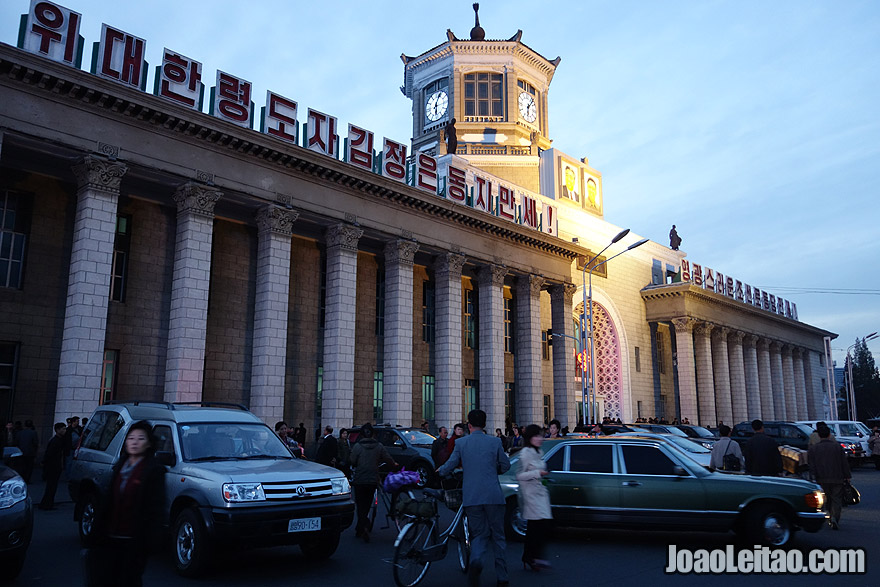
[12,468,879,586]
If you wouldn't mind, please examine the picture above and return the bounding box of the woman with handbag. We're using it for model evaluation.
[516,424,553,571]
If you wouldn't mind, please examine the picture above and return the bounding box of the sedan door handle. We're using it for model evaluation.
[621,481,641,487]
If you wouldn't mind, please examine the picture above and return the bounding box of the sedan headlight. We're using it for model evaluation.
[222,483,266,502]
[331,476,350,495]
[0,477,28,509]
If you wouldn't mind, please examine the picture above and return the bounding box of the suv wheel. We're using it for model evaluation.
[77,492,99,546]
[413,461,432,488]
[174,509,210,577]
[299,530,340,560]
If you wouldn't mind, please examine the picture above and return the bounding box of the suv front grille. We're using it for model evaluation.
[261,479,335,501]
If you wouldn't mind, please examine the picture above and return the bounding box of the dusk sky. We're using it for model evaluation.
[2,0,877,368]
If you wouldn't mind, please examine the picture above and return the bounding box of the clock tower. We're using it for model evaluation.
[401,3,559,193]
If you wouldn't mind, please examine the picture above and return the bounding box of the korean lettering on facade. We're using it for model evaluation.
[346,124,374,172]
[94,23,147,89]
[261,91,297,144]
[212,71,253,128]
[155,49,203,110]
[20,0,83,67]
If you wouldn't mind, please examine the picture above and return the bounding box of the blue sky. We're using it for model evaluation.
[2,0,878,367]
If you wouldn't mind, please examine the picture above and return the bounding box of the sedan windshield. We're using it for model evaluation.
[399,429,437,446]
[688,426,716,438]
[178,422,293,461]
[665,436,710,454]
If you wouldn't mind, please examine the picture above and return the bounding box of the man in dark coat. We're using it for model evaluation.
[743,419,782,476]
[39,422,67,509]
[808,425,851,530]
[15,420,39,483]
[431,426,449,466]
[349,423,396,542]
[315,425,338,467]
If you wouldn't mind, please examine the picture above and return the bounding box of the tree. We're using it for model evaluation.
[850,337,880,420]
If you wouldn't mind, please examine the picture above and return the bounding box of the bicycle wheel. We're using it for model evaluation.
[455,513,470,572]
[392,520,433,587]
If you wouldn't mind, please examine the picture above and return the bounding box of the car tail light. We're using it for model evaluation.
[805,490,824,510]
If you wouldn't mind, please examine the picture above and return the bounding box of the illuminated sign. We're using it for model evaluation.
[14,0,562,240]
[679,259,798,321]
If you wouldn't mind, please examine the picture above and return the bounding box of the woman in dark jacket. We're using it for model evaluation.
[349,423,396,542]
[87,420,166,587]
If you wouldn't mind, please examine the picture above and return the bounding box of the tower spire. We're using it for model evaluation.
[470,3,485,41]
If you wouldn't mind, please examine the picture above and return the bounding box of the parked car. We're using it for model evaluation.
[615,432,712,468]
[674,424,719,449]
[730,421,813,450]
[499,436,826,547]
[628,423,712,449]
[0,450,32,581]
[347,425,437,487]
[68,401,354,577]
[797,420,871,461]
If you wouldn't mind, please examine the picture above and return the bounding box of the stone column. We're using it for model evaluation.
[249,205,297,425]
[803,350,826,419]
[383,239,420,427]
[742,335,761,419]
[434,253,466,431]
[477,264,507,432]
[55,156,127,423]
[321,223,363,430]
[550,284,577,427]
[514,274,544,427]
[693,322,716,427]
[756,338,775,420]
[793,348,810,420]
[769,342,786,420]
[671,317,698,424]
[727,331,748,423]
[781,345,798,420]
[711,327,733,428]
[163,183,222,403]
[649,322,663,420]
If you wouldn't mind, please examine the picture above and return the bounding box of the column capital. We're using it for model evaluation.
[433,252,467,276]
[791,346,806,359]
[671,317,696,334]
[476,263,507,288]
[728,329,746,344]
[711,326,730,340]
[256,205,298,236]
[549,282,577,304]
[694,322,714,336]
[781,343,794,356]
[173,182,222,217]
[71,155,128,195]
[516,274,545,299]
[325,223,363,252]
[385,239,420,265]
[769,340,783,352]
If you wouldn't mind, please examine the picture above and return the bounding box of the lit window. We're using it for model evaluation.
[0,191,28,289]
[422,375,435,421]
[464,288,477,349]
[503,295,514,353]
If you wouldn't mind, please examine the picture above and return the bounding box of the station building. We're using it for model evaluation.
[0,2,835,440]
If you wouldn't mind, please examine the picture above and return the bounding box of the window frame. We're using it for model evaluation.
[464,72,504,119]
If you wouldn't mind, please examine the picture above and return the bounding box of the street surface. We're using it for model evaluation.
[11,468,878,586]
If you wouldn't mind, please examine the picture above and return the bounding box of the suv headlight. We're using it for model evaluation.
[223,483,266,502]
[700,441,715,450]
[331,476,350,495]
[0,477,28,509]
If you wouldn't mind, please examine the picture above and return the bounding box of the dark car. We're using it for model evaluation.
[731,421,812,450]
[0,449,32,581]
[500,437,826,547]
[347,426,437,487]
[674,424,719,449]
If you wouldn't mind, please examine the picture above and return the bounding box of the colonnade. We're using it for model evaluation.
[668,318,823,427]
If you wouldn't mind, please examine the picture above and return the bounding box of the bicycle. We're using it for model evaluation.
[368,465,421,533]
[391,481,470,587]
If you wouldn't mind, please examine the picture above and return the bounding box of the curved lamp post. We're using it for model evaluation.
[580,230,649,426]
[846,331,878,420]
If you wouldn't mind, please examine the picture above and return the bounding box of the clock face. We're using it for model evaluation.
[518,91,537,123]
[425,90,449,122]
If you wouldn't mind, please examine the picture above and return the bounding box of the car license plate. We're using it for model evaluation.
[288,517,321,533]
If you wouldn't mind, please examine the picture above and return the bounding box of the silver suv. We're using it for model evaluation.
[68,402,353,577]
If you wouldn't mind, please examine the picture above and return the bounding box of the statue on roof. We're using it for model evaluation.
[445,119,458,155]
[669,225,682,251]
[470,3,485,41]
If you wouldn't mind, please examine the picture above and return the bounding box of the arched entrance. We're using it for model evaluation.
[575,300,623,420]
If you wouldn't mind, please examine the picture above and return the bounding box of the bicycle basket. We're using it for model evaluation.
[395,491,437,519]
[443,488,463,512]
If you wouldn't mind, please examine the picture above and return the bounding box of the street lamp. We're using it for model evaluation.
[579,229,649,427]
[845,331,879,420]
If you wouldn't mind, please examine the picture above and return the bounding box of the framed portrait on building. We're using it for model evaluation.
[558,155,581,204]
[585,176,602,215]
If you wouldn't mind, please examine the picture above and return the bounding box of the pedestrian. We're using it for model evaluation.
[742,419,782,476]
[808,425,851,530]
[38,422,67,510]
[508,426,523,451]
[349,423,396,543]
[809,421,834,446]
[431,426,449,466]
[495,428,509,451]
[438,409,511,587]
[295,422,306,447]
[545,419,562,439]
[316,425,338,467]
[274,421,303,458]
[710,424,744,471]
[84,420,166,586]
[3,421,16,448]
[447,422,465,456]
[869,427,880,471]
[337,428,352,478]
[517,424,553,571]
[15,419,39,483]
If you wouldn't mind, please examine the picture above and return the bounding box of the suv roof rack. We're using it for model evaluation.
[103,400,248,411]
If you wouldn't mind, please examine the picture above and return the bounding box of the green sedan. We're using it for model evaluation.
[500,436,826,546]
